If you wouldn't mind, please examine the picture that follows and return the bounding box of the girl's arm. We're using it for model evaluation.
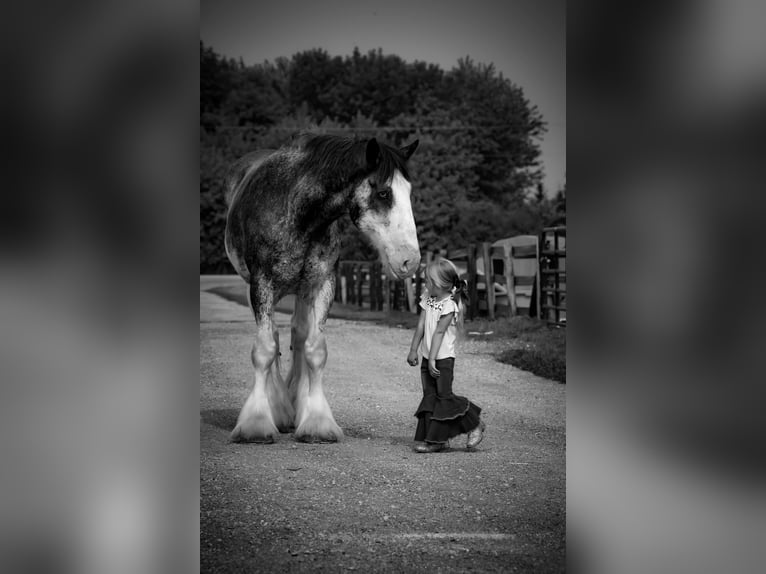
[407,311,427,365]
[428,312,454,377]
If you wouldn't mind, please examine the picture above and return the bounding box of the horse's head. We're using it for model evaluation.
[350,138,421,280]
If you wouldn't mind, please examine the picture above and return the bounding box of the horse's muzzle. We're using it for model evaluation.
[398,258,419,276]
[390,252,420,279]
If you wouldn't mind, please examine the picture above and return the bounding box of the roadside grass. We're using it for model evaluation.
[206,283,565,382]
[466,315,566,383]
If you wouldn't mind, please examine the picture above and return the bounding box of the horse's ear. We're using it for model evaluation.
[365,138,381,170]
[400,139,419,160]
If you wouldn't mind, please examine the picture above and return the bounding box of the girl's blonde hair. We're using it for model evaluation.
[425,257,469,332]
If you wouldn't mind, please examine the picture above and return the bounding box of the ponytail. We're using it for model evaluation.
[452,277,469,304]
[450,277,469,333]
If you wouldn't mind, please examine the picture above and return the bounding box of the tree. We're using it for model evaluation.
[287,49,346,123]
[221,62,288,129]
[200,137,236,273]
[552,179,566,225]
[200,42,237,132]
[443,58,546,203]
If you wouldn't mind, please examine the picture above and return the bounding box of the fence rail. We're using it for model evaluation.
[334,231,562,322]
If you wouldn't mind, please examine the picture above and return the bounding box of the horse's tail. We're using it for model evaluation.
[224,149,276,208]
[224,149,276,282]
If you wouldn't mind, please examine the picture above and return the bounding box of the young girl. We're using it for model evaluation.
[406,258,485,453]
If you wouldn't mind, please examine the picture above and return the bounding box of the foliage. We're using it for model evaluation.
[200,133,237,273]
[200,42,563,273]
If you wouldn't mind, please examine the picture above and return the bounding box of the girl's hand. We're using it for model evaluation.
[428,359,440,378]
[406,350,419,366]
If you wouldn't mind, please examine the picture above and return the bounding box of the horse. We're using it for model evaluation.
[224,132,420,443]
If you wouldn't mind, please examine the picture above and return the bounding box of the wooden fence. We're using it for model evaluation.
[335,233,548,321]
[335,260,415,312]
[540,226,566,326]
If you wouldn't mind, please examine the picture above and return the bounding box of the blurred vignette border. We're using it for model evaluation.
[570,1,766,573]
[4,0,766,572]
[1,2,198,574]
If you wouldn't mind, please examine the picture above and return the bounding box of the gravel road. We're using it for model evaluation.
[200,277,565,573]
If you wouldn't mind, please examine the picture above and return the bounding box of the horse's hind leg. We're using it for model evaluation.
[293,278,343,443]
[269,327,295,432]
[231,278,294,443]
[285,299,308,415]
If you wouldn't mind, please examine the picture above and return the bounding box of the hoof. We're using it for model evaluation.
[229,431,275,444]
[294,414,343,443]
[229,419,278,444]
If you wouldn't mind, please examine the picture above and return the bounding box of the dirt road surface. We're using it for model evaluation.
[200,276,565,573]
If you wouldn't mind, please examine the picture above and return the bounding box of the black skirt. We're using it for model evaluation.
[414,357,482,444]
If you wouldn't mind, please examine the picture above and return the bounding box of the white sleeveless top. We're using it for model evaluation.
[418,291,458,360]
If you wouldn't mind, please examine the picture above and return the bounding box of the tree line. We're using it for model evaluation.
[201,42,565,273]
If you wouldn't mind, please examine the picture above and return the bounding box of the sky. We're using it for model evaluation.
[201,0,565,195]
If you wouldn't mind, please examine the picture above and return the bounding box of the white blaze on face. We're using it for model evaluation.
[355,170,420,278]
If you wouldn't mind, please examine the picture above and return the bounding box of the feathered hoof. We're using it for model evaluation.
[229,431,275,444]
[294,416,343,443]
[229,418,279,444]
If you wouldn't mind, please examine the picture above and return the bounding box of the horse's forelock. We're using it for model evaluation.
[374,142,411,183]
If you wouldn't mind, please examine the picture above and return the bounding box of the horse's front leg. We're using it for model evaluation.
[230,278,294,443]
[293,278,343,442]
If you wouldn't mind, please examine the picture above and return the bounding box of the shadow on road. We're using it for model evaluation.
[201,408,238,432]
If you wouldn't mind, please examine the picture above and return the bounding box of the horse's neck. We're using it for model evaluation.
[292,176,356,236]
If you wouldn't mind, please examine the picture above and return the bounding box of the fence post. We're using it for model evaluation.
[357,263,365,308]
[481,242,495,320]
[334,263,341,303]
[372,262,382,310]
[383,276,391,312]
[536,236,542,320]
[403,276,413,313]
[346,263,356,305]
[466,244,477,321]
[506,249,517,316]
[368,262,376,310]
[340,263,348,304]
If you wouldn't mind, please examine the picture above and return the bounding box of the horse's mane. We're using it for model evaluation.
[290,132,412,183]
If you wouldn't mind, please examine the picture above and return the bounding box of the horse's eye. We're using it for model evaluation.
[378,188,390,199]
